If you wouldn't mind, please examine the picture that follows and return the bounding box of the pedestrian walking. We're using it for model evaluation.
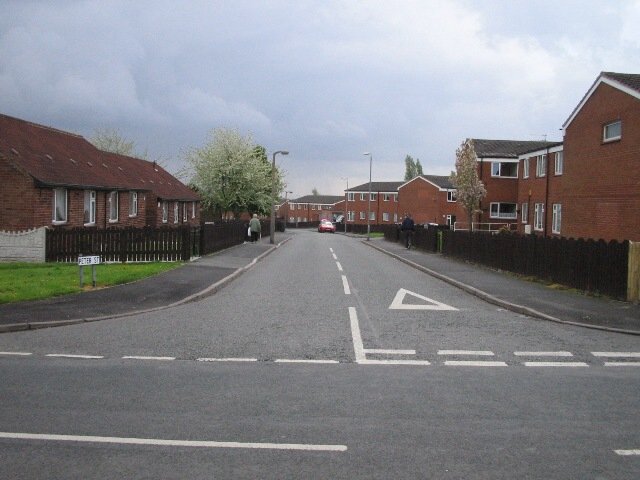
[249,214,261,243]
[400,213,415,249]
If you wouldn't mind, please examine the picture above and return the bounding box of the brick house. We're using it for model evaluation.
[559,72,640,242]
[470,139,558,228]
[0,113,200,231]
[398,175,466,227]
[345,181,403,225]
[283,195,343,223]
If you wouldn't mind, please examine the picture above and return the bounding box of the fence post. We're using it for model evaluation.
[628,242,640,302]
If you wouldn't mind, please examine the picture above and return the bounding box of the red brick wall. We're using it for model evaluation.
[477,159,519,225]
[399,178,465,226]
[150,199,200,227]
[563,83,640,241]
[0,157,40,230]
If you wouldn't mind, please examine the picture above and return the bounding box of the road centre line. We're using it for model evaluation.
[329,248,334,253]
[444,361,508,367]
[197,358,257,362]
[46,354,104,359]
[604,362,640,367]
[514,351,573,357]
[342,275,351,295]
[359,359,431,366]
[336,261,343,271]
[274,359,340,364]
[523,362,589,367]
[0,432,347,453]
[438,350,494,356]
[122,356,176,361]
[348,307,365,362]
[0,351,33,356]
[364,349,416,355]
[591,352,640,357]
[332,253,338,260]
[615,449,640,456]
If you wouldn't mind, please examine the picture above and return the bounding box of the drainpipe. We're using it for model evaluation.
[544,147,551,237]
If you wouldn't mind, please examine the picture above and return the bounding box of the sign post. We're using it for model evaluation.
[78,255,101,287]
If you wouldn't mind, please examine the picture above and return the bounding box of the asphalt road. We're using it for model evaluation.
[1,230,639,479]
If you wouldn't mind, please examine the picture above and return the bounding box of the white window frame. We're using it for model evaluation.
[108,191,119,223]
[360,193,365,201]
[552,204,561,234]
[369,211,375,221]
[382,212,389,222]
[603,120,621,142]
[447,190,457,202]
[534,203,544,231]
[359,211,365,220]
[347,192,355,201]
[162,201,168,223]
[393,194,398,202]
[489,202,517,219]
[554,152,563,175]
[370,193,377,201]
[523,158,530,179]
[536,154,547,177]
[393,213,398,223]
[84,190,96,225]
[174,202,179,224]
[53,188,68,224]
[521,202,528,224]
[192,201,196,219]
[183,202,188,222]
[347,211,355,221]
[491,161,518,178]
[383,193,390,202]
[129,191,138,217]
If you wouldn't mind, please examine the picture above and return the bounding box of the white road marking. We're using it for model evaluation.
[615,449,640,456]
[275,359,339,364]
[592,352,640,357]
[438,350,494,356]
[604,362,640,367]
[364,349,416,355]
[336,261,343,271]
[329,248,334,253]
[389,288,457,310]
[197,358,257,362]
[122,356,176,361]
[332,253,338,260]
[514,351,573,357]
[342,275,351,295]
[0,351,33,356]
[0,432,347,452]
[359,359,431,366]
[444,361,507,367]
[348,307,365,362]
[523,362,588,367]
[46,354,104,359]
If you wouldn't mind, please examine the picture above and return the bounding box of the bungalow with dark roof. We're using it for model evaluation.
[0,113,200,231]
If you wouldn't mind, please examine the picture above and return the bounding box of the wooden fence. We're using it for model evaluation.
[441,231,629,299]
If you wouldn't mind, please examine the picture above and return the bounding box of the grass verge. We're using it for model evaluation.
[0,262,182,304]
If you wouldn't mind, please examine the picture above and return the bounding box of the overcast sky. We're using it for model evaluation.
[2,1,639,197]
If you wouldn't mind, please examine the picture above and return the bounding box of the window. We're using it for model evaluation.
[53,188,67,223]
[183,202,188,222]
[129,191,138,217]
[369,211,375,221]
[603,120,621,142]
[383,193,390,201]
[84,190,96,225]
[521,202,528,224]
[552,204,561,234]
[370,193,377,201]
[393,194,398,202]
[347,211,355,221]
[534,203,544,231]
[311,204,316,210]
[447,190,457,202]
[536,154,547,177]
[174,202,179,223]
[347,192,354,201]
[192,202,196,218]
[393,213,398,223]
[360,193,365,201]
[554,152,563,175]
[359,211,365,220]
[446,215,456,227]
[108,191,118,222]
[491,161,518,178]
[523,158,530,178]
[162,201,168,223]
[489,202,517,219]
[382,212,389,222]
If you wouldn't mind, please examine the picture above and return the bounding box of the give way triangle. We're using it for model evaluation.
[389,288,458,311]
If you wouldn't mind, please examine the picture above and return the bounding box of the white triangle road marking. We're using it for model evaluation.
[389,288,458,311]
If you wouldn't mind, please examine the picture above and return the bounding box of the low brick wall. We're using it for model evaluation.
[0,227,46,262]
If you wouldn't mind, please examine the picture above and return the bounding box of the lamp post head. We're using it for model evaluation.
[363,152,370,156]
[275,150,289,156]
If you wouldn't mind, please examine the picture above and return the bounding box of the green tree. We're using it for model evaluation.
[404,155,418,181]
[415,158,424,176]
[90,127,136,156]
[185,128,284,219]
[312,187,319,196]
[449,139,486,230]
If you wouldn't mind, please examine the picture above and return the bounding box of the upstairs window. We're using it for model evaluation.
[383,193,391,201]
[360,193,365,201]
[370,193,377,201]
[536,154,547,177]
[491,161,518,178]
[447,190,457,202]
[554,152,563,175]
[522,158,530,178]
[347,192,355,201]
[53,188,67,224]
[603,120,621,142]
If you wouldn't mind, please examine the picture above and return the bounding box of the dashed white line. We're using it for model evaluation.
[0,351,33,356]
[523,362,588,367]
[615,449,640,456]
[604,362,640,367]
[364,349,416,355]
[332,253,338,260]
[438,350,495,356]
[342,275,351,295]
[122,356,176,361]
[514,351,573,357]
[336,261,343,271]
[197,358,257,362]
[592,352,640,357]
[274,359,339,364]
[0,432,347,452]
[329,248,334,253]
[46,354,104,359]
[348,307,365,362]
[359,359,431,366]
[444,361,508,367]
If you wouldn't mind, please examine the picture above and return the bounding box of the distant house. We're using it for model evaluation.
[284,195,344,223]
[398,175,465,227]
[0,113,200,231]
[345,181,403,225]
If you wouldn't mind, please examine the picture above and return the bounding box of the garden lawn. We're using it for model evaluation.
[0,262,181,304]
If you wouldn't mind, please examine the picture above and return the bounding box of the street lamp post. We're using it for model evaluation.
[341,177,348,234]
[271,150,289,244]
[363,152,372,241]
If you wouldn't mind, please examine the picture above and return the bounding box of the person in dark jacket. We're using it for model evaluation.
[400,213,415,249]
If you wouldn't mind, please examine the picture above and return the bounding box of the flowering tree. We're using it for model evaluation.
[449,139,486,230]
